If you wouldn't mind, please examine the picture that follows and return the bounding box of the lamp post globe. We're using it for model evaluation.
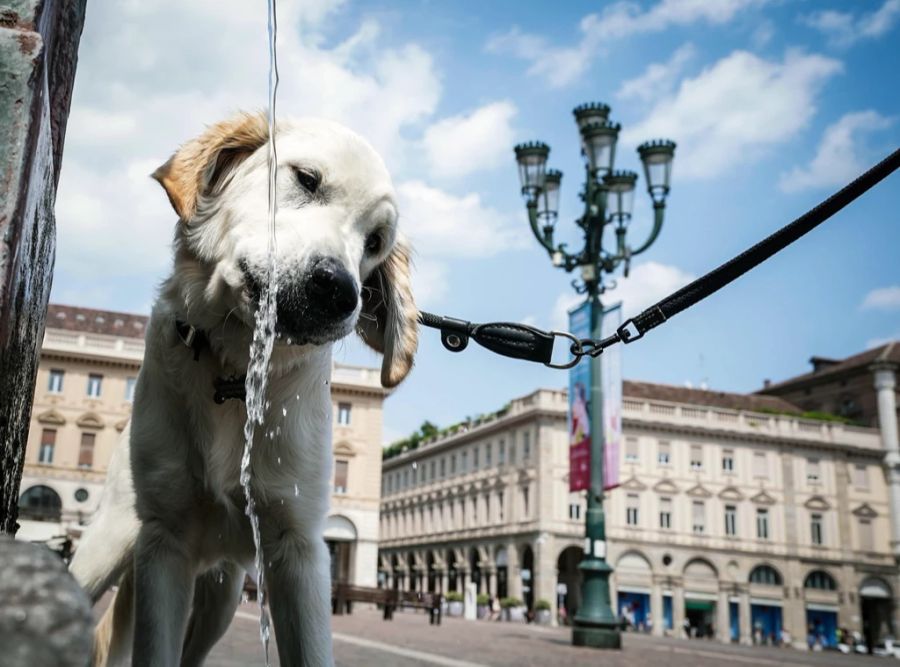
[513,102,675,650]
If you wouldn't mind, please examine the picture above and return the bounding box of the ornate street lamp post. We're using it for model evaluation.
[514,102,675,649]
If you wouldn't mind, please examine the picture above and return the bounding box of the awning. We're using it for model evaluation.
[806,603,839,613]
[686,599,715,611]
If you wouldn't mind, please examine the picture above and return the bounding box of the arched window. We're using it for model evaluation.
[749,565,782,586]
[18,485,62,521]
[804,570,837,591]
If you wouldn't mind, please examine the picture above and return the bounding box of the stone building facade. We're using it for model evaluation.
[379,382,898,648]
[18,304,390,589]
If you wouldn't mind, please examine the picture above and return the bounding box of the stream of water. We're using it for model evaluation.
[239,0,280,663]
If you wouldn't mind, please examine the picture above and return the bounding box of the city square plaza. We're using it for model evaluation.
[206,602,882,666]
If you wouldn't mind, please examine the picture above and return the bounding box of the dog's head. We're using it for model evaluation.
[153,112,418,388]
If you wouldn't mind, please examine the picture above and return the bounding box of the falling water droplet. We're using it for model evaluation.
[282,406,287,417]
[286,337,293,345]
[275,426,281,436]
[280,498,284,505]
[265,400,271,411]
[294,483,299,496]
[277,456,281,464]
[295,394,300,401]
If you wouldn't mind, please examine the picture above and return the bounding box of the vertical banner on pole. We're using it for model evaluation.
[568,302,591,492]
[602,303,623,491]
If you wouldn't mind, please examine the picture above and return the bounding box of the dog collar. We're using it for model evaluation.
[175,320,247,404]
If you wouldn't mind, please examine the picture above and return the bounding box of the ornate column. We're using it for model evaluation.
[872,363,900,559]
[717,587,730,644]
[650,578,664,637]
[507,543,522,600]
[441,569,449,594]
[672,579,685,639]
[738,586,752,645]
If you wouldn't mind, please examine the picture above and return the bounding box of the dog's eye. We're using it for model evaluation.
[295,168,320,194]
[365,232,383,256]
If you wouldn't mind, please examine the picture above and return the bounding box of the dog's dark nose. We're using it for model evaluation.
[307,258,358,318]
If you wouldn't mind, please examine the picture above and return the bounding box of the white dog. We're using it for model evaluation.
[69,112,418,666]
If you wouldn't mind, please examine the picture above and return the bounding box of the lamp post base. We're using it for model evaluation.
[572,624,622,649]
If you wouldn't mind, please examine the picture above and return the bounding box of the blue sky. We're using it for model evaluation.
[53,0,900,444]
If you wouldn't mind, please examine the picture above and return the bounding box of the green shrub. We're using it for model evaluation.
[500,596,522,609]
[476,593,490,606]
[535,599,551,611]
[445,591,464,602]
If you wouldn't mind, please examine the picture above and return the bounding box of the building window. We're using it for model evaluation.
[78,432,96,469]
[853,464,869,490]
[497,491,504,522]
[859,519,874,551]
[659,497,672,529]
[38,429,56,464]
[402,469,408,488]
[471,497,478,525]
[450,454,457,475]
[18,485,62,522]
[626,494,639,526]
[811,513,824,545]
[807,458,820,484]
[430,460,436,480]
[473,447,480,469]
[756,508,769,540]
[722,449,735,473]
[690,445,703,471]
[753,452,767,478]
[125,377,137,402]
[87,373,103,398]
[485,493,491,523]
[749,565,782,586]
[804,570,837,590]
[510,440,517,465]
[459,499,465,527]
[461,451,468,473]
[74,488,89,503]
[419,464,426,484]
[521,486,530,519]
[692,501,705,534]
[337,402,352,426]
[523,431,531,460]
[48,369,64,393]
[440,458,446,477]
[725,505,737,536]
[625,437,639,463]
[569,503,581,521]
[499,439,506,465]
[657,441,671,466]
[486,443,492,466]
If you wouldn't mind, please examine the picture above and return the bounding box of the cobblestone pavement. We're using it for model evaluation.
[207,604,881,667]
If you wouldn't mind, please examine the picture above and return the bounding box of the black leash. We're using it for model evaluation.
[419,146,900,369]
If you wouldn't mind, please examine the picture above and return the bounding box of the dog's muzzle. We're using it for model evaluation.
[270,257,359,343]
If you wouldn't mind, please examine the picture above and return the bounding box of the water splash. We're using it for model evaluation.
[239,0,279,663]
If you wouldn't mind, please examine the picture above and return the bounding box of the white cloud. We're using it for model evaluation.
[396,181,524,259]
[622,50,843,180]
[410,261,450,308]
[861,286,900,311]
[487,0,767,88]
[803,0,900,48]
[779,110,893,192]
[616,43,696,103]
[422,101,518,179]
[550,261,695,329]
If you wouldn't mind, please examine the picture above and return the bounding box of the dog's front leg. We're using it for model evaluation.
[264,531,334,667]
[132,520,195,667]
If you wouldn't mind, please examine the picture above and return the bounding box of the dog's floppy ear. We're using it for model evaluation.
[152,111,269,221]
[358,237,419,388]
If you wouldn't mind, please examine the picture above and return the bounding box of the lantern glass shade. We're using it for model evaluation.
[572,102,611,132]
[581,121,620,176]
[538,169,562,223]
[514,142,550,200]
[604,170,637,223]
[638,139,676,203]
